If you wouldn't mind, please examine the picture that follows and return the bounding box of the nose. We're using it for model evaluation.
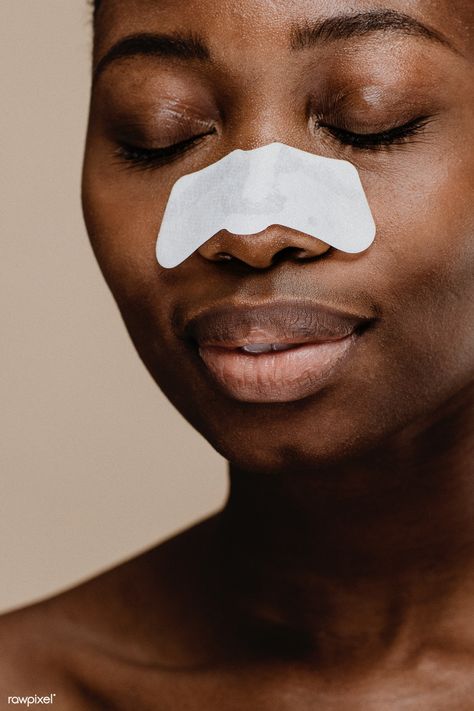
[198,227,331,269]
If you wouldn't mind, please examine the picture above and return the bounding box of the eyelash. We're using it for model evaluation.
[115,129,217,170]
[316,115,432,150]
[115,115,431,169]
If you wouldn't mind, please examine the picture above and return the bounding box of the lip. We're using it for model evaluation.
[185,302,370,403]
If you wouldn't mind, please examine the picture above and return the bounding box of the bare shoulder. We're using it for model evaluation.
[0,597,90,708]
[0,517,220,707]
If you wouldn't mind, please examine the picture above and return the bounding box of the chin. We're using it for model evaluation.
[180,398,391,474]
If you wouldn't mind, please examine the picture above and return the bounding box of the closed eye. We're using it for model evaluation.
[317,115,433,150]
[115,128,217,170]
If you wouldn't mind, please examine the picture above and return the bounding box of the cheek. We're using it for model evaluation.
[384,148,474,306]
[81,149,185,384]
[82,138,170,306]
[365,146,474,397]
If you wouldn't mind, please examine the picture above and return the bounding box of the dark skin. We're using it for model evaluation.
[1,0,474,708]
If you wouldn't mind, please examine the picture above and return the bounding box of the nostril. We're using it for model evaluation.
[271,246,320,265]
[198,227,332,269]
[216,252,233,262]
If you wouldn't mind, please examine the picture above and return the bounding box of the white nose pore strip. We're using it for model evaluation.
[156,142,376,269]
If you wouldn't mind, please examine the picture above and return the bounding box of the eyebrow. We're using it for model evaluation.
[93,32,210,81]
[290,9,457,53]
[94,8,459,82]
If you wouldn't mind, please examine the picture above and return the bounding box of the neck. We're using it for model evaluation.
[218,386,474,671]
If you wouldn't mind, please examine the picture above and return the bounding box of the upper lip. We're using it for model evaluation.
[184,301,372,349]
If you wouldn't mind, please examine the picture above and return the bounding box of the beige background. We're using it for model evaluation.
[1,2,227,614]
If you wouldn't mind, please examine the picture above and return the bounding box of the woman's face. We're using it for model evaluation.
[83,0,474,471]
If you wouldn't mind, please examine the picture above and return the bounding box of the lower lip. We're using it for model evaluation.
[198,336,356,403]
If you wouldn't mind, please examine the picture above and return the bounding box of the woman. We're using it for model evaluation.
[1,0,473,708]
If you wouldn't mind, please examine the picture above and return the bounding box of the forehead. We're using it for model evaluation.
[94,0,474,61]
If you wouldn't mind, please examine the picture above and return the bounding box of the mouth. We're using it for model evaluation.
[185,301,371,403]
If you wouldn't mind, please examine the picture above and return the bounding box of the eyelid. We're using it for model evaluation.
[315,115,433,149]
[115,127,217,169]
[109,109,216,146]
